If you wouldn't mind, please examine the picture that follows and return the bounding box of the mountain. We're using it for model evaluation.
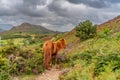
[0,24,13,30]
[97,15,120,32]
[0,23,59,35]
[0,28,3,32]
[10,23,59,34]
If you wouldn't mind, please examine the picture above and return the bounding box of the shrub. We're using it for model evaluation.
[0,39,44,76]
[0,55,10,80]
[8,48,44,75]
[75,20,97,40]
[94,52,120,76]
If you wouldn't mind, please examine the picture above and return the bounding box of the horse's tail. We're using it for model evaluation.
[43,43,49,69]
[43,41,53,69]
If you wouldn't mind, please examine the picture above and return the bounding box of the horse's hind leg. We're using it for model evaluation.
[47,53,52,69]
[55,54,58,64]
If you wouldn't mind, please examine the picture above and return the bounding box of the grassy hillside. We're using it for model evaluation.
[97,15,120,32]
[58,16,120,80]
[1,16,120,80]
[58,27,120,80]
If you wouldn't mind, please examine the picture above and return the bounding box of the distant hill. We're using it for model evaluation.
[0,22,61,39]
[0,24,13,30]
[0,28,3,32]
[97,15,120,32]
[0,23,60,35]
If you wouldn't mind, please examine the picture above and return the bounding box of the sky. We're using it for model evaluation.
[0,0,120,32]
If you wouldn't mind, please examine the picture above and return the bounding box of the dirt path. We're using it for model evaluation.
[35,67,70,80]
[36,68,61,80]
[12,67,70,80]
[12,68,62,80]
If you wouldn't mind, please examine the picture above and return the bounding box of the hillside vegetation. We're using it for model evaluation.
[60,31,120,80]
[59,16,120,80]
[0,37,45,80]
[97,15,120,32]
[0,16,120,80]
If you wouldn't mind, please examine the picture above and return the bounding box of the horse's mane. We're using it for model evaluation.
[55,38,66,50]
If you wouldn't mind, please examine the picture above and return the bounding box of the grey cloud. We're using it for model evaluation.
[0,1,18,16]
[110,0,120,3]
[48,0,69,17]
[0,0,50,17]
[16,0,49,17]
[48,0,100,23]
[67,0,109,8]
[0,9,17,16]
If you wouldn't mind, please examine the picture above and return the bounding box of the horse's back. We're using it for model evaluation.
[43,40,53,49]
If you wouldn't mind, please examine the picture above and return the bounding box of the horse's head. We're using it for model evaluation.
[59,38,66,49]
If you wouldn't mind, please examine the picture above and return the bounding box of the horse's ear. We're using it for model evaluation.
[61,38,66,45]
[63,38,66,45]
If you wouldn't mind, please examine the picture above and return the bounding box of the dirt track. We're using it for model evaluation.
[35,68,61,80]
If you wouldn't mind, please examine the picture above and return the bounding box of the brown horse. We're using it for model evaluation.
[43,38,66,69]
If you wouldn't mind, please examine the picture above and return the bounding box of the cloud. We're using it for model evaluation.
[67,0,109,8]
[0,0,52,17]
[0,0,18,16]
[110,0,120,3]
[0,0,120,32]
